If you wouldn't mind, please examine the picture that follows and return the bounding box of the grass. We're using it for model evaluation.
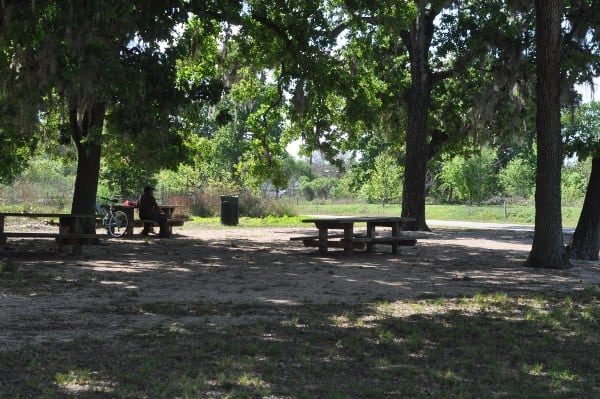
[187,215,306,228]
[185,203,582,228]
[297,203,582,227]
[1,201,581,228]
[2,288,599,398]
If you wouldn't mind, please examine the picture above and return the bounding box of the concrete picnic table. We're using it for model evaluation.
[292,216,417,255]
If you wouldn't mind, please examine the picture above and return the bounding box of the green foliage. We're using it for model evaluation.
[0,1,200,214]
[99,136,155,198]
[282,157,312,181]
[299,176,339,201]
[561,159,591,206]
[359,152,403,205]
[437,147,499,204]
[0,1,596,220]
[563,101,600,160]
[154,167,201,197]
[0,155,75,211]
[498,153,536,199]
[330,174,356,200]
[0,91,37,185]
[239,191,296,218]
[0,134,32,185]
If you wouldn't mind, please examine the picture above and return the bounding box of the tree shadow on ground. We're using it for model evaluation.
[1,288,599,398]
[1,227,599,397]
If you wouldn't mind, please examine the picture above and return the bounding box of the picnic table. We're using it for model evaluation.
[97,203,186,236]
[291,216,419,255]
[0,212,98,254]
[130,205,187,236]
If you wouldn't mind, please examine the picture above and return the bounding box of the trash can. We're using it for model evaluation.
[220,195,239,226]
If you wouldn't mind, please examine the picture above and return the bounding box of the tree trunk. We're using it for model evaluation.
[400,0,434,231]
[69,101,106,233]
[525,0,571,269]
[568,156,600,260]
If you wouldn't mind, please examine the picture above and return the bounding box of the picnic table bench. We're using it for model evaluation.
[291,216,422,255]
[0,212,98,254]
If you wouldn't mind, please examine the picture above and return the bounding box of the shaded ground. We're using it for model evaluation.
[1,225,600,398]
[1,225,598,354]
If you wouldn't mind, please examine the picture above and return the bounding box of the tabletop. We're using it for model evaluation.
[302,216,415,224]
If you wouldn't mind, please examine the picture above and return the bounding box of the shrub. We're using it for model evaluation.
[262,198,296,217]
[498,156,536,199]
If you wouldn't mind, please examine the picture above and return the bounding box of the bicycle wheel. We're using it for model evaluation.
[107,210,129,238]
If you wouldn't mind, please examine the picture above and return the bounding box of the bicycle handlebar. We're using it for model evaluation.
[100,197,119,203]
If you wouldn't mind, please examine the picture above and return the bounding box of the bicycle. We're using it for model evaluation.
[99,197,129,238]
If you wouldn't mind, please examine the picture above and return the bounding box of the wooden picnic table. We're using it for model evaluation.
[293,216,418,255]
[106,204,186,236]
[0,212,98,254]
[126,204,187,236]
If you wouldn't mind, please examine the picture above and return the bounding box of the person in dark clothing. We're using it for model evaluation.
[138,185,169,237]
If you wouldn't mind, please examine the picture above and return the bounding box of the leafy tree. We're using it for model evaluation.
[563,102,600,260]
[360,152,403,205]
[527,0,600,265]
[235,0,347,168]
[437,147,498,204]
[561,161,588,205]
[300,176,338,202]
[0,94,35,185]
[330,173,356,200]
[525,0,571,269]
[336,1,539,229]
[0,1,198,228]
[0,154,76,210]
[498,153,537,199]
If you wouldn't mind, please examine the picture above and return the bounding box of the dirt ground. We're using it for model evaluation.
[1,224,599,353]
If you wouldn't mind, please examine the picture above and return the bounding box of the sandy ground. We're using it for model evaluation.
[1,224,599,352]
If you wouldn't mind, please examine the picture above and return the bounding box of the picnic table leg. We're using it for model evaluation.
[0,215,5,245]
[343,225,354,255]
[124,207,134,236]
[318,227,328,255]
[59,216,83,255]
[366,222,376,253]
[391,221,400,255]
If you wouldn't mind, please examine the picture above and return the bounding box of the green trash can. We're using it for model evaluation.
[220,195,239,226]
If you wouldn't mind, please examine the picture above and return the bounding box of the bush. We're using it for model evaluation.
[239,189,296,218]
[162,193,192,218]
[181,185,296,219]
[186,190,220,217]
[238,189,263,217]
[262,198,296,217]
[0,156,75,212]
[498,156,535,200]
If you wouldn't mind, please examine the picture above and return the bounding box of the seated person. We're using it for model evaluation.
[138,185,169,237]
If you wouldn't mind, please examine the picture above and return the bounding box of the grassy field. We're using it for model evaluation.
[188,203,582,228]
[2,286,598,398]
[296,203,583,227]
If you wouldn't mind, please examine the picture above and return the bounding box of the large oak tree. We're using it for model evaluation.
[525,0,571,269]
[564,102,600,260]
[0,1,203,229]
